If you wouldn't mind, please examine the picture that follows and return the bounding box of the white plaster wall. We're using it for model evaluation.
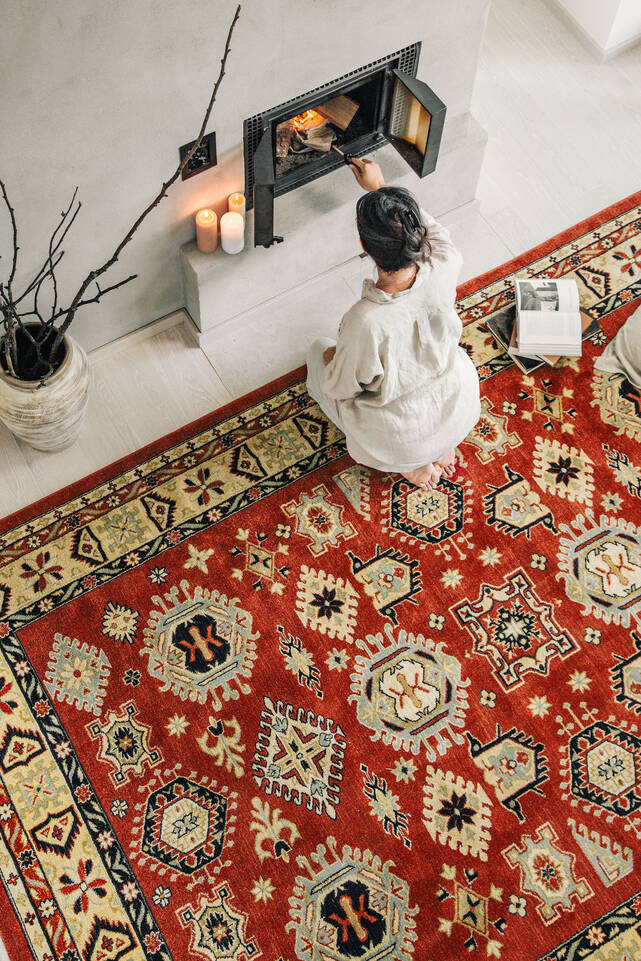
[1,0,490,351]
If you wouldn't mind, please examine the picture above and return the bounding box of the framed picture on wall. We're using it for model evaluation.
[179,131,217,180]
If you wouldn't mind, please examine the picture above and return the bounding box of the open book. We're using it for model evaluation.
[514,278,582,356]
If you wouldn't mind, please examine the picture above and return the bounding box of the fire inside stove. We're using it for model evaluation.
[290,109,325,131]
[275,82,378,178]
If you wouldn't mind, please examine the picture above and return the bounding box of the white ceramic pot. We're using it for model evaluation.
[0,333,89,452]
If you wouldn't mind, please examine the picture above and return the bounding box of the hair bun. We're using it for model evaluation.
[356,186,431,273]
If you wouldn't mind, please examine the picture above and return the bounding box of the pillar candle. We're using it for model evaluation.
[195,208,218,253]
[220,211,244,254]
[228,192,246,217]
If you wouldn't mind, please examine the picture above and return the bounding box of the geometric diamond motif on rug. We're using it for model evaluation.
[229,442,267,482]
[502,821,592,925]
[70,525,108,567]
[563,719,641,817]
[382,477,473,557]
[422,764,492,860]
[454,569,577,690]
[292,411,329,451]
[295,565,358,642]
[533,436,594,506]
[31,805,80,857]
[141,491,177,532]
[230,528,290,594]
[0,726,45,773]
[252,696,346,820]
[45,633,111,715]
[518,376,577,433]
[436,862,506,957]
[282,483,356,556]
[575,264,611,299]
[462,397,521,464]
[179,884,259,961]
[86,699,162,786]
[83,919,136,961]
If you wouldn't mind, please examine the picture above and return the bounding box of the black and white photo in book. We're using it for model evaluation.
[516,280,560,312]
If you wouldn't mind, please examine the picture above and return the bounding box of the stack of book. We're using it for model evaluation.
[486,277,595,374]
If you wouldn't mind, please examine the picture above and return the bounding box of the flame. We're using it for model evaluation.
[291,109,325,131]
[196,208,216,226]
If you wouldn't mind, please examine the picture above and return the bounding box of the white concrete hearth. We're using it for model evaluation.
[181,113,487,333]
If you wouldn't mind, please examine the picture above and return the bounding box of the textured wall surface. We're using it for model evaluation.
[0,0,490,350]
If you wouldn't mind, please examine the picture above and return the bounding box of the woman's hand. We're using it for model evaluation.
[323,346,336,365]
[349,157,385,192]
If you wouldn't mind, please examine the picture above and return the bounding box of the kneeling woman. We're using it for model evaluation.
[306,158,480,491]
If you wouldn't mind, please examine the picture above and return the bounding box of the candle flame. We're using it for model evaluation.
[291,109,325,131]
[196,209,216,225]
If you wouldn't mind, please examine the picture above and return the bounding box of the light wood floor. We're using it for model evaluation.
[1,0,640,521]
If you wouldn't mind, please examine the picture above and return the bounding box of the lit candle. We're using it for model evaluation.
[195,208,218,253]
[228,192,246,217]
[220,211,244,255]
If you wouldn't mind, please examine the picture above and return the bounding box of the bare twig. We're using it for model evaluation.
[50,273,138,321]
[1,4,241,382]
[14,195,79,306]
[0,180,18,297]
[51,2,241,357]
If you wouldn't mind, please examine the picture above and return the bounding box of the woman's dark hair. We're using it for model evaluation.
[356,186,431,273]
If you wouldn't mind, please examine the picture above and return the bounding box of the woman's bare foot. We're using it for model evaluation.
[402,463,443,491]
[435,449,457,478]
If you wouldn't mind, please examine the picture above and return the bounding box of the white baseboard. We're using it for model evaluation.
[87,310,193,364]
[601,31,641,61]
[541,0,641,62]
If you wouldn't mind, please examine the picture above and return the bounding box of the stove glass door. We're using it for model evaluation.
[386,69,446,177]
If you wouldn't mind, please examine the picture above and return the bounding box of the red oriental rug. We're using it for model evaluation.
[1,192,641,961]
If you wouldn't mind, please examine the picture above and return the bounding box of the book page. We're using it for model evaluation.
[518,311,581,346]
[515,278,581,347]
[556,279,580,312]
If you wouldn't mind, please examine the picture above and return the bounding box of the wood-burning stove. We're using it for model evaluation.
[244,43,446,248]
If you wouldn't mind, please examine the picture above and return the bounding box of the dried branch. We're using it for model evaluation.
[51,2,241,357]
[0,180,18,297]
[1,3,241,382]
[50,273,137,321]
[14,193,80,306]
